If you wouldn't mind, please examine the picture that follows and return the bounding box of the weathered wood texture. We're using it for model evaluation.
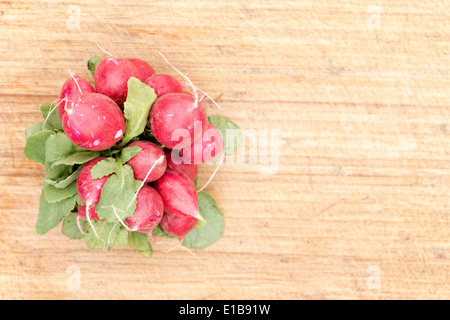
[0,0,448,299]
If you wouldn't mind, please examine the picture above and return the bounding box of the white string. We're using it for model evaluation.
[104,221,119,251]
[154,241,203,261]
[85,204,103,243]
[183,82,222,110]
[42,100,63,130]
[157,51,199,106]
[125,156,165,211]
[76,214,85,235]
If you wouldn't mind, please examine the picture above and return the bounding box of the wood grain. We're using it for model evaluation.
[0,0,448,299]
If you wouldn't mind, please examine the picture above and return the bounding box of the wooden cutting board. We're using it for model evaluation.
[0,0,448,299]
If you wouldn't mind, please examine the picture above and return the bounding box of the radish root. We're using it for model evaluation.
[96,42,116,57]
[68,70,83,95]
[154,241,203,261]
[197,153,224,193]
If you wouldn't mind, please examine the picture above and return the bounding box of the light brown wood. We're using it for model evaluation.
[0,0,448,299]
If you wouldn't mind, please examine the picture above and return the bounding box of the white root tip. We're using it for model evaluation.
[76,214,85,235]
[68,70,83,95]
[157,51,200,104]
[194,212,206,223]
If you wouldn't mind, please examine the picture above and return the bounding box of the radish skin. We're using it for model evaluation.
[94,57,140,105]
[180,123,224,164]
[124,185,164,233]
[149,93,207,149]
[126,141,167,182]
[128,58,156,82]
[160,212,197,241]
[57,75,95,120]
[63,93,125,151]
[145,74,183,98]
[164,148,198,181]
[76,157,113,206]
[153,170,203,221]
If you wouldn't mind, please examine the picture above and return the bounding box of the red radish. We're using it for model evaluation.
[124,185,164,234]
[180,123,224,164]
[149,93,207,149]
[160,212,197,240]
[76,157,112,206]
[63,93,125,151]
[164,148,198,181]
[128,58,156,82]
[126,141,167,182]
[57,75,95,120]
[153,170,202,220]
[94,57,140,105]
[144,74,183,98]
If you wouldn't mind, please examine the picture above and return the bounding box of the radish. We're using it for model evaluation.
[57,75,95,120]
[149,93,207,149]
[63,93,125,151]
[76,157,113,206]
[144,74,183,98]
[164,148,198,181]
[76,205,104,236]
[128,58,156,82]
[126,141,167,182]
[180,122,224,164]
[160,212,197,241]
[94,57,140,105]
[124,185,164,234]
[153,170,203,220]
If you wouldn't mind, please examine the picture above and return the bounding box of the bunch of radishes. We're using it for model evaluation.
[24,55,240,257]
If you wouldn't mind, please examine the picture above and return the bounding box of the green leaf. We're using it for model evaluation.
[193,177,198,189]
[182,192,225,249]
[90,157,120,179]
[45,132,84,166]
[44,167,81,189]
[128,232,152,258]
[96,164,139,223]
[51,151,100,167]
[62,213,85,240]
[152,225,175,238]
[42,181,77,203]
[24,131,54,164]
[41,104,63,131]
[120,77,157,147]
[207,115,242,155]
[88,56,101,75]
[25,122,45,139]
[120,146,142,164]
[36,192,77,235]
[83,220,128,250]
[75,194,84,206]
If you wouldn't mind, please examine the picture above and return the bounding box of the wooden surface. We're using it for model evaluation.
[0,0,449,300]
